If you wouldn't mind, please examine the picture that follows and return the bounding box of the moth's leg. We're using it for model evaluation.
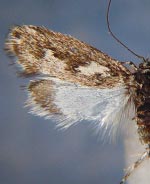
[120,148,149,184]
[121,61,138,72]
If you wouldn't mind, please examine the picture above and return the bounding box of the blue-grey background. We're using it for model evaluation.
[1,0,150,184]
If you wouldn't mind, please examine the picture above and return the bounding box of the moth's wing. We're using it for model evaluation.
[26,78,135,138]
[5,25,131,88]
[5,25,135,138]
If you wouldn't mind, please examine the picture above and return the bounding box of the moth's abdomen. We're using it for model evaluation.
[134,68,150,144]
[137,102,150,144]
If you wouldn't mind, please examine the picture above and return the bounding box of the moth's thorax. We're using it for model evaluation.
[135,61,150,144]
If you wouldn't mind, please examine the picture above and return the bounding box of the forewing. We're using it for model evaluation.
[5,25,131,88]
[26,78,135,137]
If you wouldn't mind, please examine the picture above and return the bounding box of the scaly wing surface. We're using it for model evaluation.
[5,25,131,88]
[26,78,135,137]
[5,25,135,137]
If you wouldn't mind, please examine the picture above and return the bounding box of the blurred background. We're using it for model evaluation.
[1,0,150,184]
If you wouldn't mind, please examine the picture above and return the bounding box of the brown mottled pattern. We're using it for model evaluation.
[27,80,61,114]
[5,25,130,88]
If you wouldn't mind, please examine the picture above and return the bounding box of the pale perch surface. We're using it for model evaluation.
[124,123,150,184]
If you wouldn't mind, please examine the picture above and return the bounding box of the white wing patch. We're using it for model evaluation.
[26,78,135,138]
[77,61,110,77]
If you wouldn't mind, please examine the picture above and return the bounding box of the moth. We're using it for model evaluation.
[4,1,150,184]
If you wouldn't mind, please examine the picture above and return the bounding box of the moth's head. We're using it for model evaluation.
[139,58,150,70]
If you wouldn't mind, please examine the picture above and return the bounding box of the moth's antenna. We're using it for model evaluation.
[106,0,145,60]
